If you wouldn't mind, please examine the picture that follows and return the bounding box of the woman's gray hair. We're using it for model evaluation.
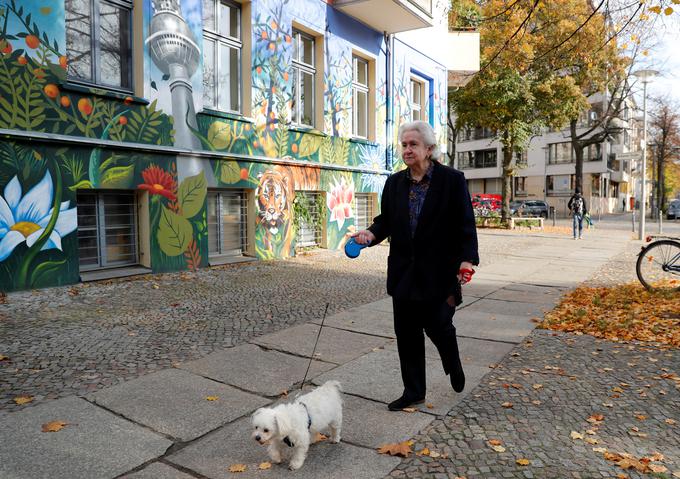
[398,121,442,160]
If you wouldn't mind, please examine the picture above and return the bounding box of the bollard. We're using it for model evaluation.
[659,211,663,234]
[550,206,556,227]
[632,210,635,233]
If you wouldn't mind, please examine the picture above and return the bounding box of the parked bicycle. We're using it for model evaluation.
[636,235,680,292]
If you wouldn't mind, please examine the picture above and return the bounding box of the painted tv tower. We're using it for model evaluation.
[147,0,213,182]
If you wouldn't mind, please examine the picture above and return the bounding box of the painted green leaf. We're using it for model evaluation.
[31,259,67,288]
[207,121,231,149]
[68,179,93,192]
[298,134,321,158]
[220,160,241,184]
[101,164,135,188]
[178,172,207,219]
[157,206,192,256]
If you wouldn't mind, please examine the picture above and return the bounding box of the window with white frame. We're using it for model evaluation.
[354,193,374,231]
[207,189,248,257]
[291,30,315,127]
[202,0,242,112]
[409,77,427,122]
[352,56,369,138]
[65,0,133,90]
[514,177,528,196]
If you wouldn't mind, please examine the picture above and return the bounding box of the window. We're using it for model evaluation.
[457,149,497,169]
[352,56,369,138]
[354,193,374,231]
[65,0,133,90]
[548,142,573,164]
[77,191,138,271]
[291,30,316,127]
[295,192,323,248]
[515,150,527,166]
[546,174,575,196]
[514,177,528,196]
[203,0,242,112]
[410,77,426,122]
[207,189,248,257]
[586,143,602,162]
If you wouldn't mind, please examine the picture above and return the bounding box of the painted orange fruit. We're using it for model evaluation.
[283,72,289,81]
[1,40,12,54]
[18,56,27,65]
[78,98,93,115]
[43,84,59,98]
[261,31,268,40]
[59,56,68,69]
[240,168,248,180]
[119,116,128,125]
[124,96,133,105]
[291,143,298,153]
[25,35,40,49]
[60,96,71,107]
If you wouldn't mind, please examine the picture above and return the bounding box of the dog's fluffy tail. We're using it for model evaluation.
[322,380,342,393]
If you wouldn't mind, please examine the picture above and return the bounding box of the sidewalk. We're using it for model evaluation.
[3,228,676,478]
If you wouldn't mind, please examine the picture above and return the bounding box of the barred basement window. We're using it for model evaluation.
[77,191,138,271]
[354,193,374,231]
[207,189,248,257]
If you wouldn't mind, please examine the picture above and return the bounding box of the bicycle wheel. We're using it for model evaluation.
[636,240,680,292]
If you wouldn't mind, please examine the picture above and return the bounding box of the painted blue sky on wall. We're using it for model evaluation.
[3,0,64,55]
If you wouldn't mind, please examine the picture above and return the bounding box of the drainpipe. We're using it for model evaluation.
[384,31,394,171]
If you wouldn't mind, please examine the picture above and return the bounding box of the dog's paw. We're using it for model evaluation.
[289,460,304,470]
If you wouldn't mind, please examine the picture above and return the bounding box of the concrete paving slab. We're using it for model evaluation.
[358,297,393,313]
[122,462,195,479]
[311,308,396,338]
[458,278,508,299]
[463,298,553,317]
[0,396,171,479]
[340,394,433,448]
[454,309,537,344]
[312,349,485,416]
[487,284,565,304]
[167,416,400,479]
[90,369,270,442]
[178,344,336,397]
[250,323,391,365]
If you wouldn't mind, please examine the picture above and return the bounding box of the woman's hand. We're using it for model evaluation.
[352,230,376,245]
[457,261,475,285]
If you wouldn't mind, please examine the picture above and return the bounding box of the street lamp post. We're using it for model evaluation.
[633,69,658,240]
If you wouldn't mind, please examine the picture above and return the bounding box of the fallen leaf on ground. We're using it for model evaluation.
[491,445,506,452]
[13,396,33,405]
[593,447,608,453]
[516,458,530,466]
[279,390,288,397]
[205,396,219,401]
[416,447,430,456]
[570,431,584,440]
[666,418,677,425]
[488,439,503,446]
[402,407,418,413]
[501,402,513,408]
[258,462,272,470]
[635,414,646,421]
[531,400,541,405]
[313,433,327,443]
[649,464,668,473]
[0,355,9,361]
[585,437,599,445]
[672,470,680,478]
[228,464,247,473]
[587,414,604,423]
[42,421,68,432]
[377,441,412,457]
[429,450,442,458]
[426,403,434,409]
[532,383,543,389]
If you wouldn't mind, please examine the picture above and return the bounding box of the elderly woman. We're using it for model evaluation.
[353,121,479,411]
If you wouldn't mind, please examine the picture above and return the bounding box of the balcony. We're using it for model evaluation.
[332,0,433,33]
[446,30,480,86]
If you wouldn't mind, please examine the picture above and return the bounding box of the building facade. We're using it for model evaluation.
[0,0,478,292]
[454,95,641,217]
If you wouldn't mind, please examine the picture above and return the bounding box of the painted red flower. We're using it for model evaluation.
[138,165,177,201]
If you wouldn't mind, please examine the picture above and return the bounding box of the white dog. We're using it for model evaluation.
[251,380,343,470]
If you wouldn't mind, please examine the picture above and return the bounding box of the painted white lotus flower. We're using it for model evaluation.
[0,172,77,262]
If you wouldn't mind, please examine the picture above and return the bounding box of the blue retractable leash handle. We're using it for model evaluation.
[345,238,370,258]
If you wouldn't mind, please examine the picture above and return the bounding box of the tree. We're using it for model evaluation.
[649,98,680,212]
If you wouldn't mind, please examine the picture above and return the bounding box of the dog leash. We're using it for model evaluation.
[299,302,329,390]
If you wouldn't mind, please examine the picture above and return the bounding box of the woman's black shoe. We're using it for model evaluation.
[450,370,465,393]
[388,396,425,411]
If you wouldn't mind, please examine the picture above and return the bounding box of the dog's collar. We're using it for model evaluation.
[300,401,312,430]
[283,402,312,448]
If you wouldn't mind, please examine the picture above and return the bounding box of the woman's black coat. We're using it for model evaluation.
[368,160,479,304]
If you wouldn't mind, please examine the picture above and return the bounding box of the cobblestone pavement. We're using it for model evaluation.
[388,330,679,479]
[0,232,532,413]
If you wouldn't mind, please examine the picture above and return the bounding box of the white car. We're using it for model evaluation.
[667,199,680,220]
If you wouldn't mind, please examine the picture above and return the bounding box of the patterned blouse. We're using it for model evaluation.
[406,161,434,237]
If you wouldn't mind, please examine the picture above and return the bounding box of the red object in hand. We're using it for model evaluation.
[458,268,475,285]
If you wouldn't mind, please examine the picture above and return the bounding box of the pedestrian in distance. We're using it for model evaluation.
[352,121,479,411]
[568,187,588,239]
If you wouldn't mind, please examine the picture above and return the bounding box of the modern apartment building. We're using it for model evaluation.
[453,94,642,216]
[0,0,479,292]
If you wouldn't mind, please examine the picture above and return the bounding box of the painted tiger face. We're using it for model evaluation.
[257,170,291,235]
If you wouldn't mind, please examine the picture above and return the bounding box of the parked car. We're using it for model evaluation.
[667,199,680,220]
[510,199,549,218]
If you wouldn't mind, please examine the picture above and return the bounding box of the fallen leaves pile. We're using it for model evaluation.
[540,283,680,346]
